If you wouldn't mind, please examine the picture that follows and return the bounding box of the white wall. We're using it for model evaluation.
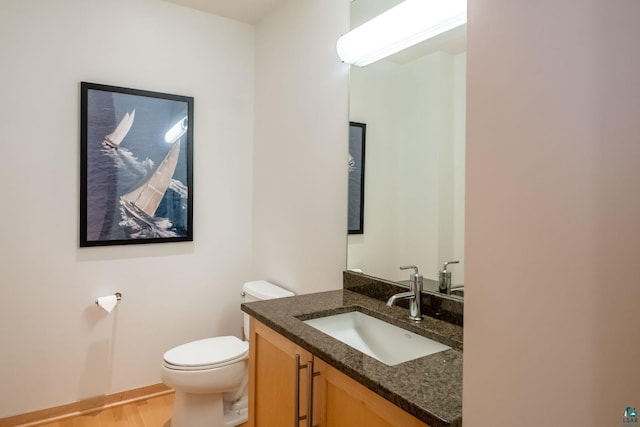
[252,0,350,294]
[464,0,640,425]
[452,53,466,283]
[0,0,254,417]
[347,52,466,282]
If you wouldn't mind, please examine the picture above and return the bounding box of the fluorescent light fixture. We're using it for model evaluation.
[337,0,467,66]
[164,116,188,143]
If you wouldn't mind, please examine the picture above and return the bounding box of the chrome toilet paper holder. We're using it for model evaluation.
[94,292,122,306]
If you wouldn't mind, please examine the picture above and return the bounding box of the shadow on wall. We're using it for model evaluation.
[78,305,118,400]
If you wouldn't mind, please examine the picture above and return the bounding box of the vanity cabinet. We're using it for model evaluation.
[314,357,430,427]
[248,318,314,427]
[248,318,430,427]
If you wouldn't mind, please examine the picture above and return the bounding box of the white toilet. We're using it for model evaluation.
[161,280,294,427]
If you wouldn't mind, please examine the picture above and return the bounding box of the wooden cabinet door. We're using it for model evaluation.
[248,318,314,427]
[314,358,430,427]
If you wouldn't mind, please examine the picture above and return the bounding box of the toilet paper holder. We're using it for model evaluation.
[94,292,122,306]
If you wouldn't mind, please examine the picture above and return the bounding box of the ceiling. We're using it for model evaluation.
[161,0,285,24]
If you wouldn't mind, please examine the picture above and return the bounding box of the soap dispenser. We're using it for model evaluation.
[439,261,460,294]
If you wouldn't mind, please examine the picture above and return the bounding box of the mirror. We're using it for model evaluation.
[346,0,466,297]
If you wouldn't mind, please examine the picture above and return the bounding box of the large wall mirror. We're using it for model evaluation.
[346,0,466,295]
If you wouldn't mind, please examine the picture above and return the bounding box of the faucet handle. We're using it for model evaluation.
[400,265,419,275]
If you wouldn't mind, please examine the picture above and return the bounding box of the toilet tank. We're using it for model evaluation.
[242,280,294,339]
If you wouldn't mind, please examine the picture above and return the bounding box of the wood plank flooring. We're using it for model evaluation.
[34,394,174,427]
[30,393,249,427]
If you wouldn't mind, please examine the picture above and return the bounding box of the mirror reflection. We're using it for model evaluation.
[346,0,466,297]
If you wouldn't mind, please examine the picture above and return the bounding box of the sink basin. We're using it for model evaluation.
[303,311,450,366]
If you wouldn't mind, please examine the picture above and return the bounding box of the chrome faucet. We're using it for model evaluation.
[386,265,423,321]
[439,261,460,295]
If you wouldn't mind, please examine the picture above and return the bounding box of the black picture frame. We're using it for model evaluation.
[348,122,366,234]
[80,82,194,247]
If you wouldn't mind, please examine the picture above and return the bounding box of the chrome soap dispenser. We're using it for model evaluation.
[439,261,459,295]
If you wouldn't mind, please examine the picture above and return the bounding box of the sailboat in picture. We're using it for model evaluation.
[103,110,135,149]
[120,140,182,233]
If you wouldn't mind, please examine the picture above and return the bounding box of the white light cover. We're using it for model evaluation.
[337,0,467,67]
[164,116,188,143]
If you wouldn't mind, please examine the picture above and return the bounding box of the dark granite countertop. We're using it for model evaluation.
[241,289,462,427]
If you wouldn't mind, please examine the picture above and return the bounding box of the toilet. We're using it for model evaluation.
[161,280,294,427]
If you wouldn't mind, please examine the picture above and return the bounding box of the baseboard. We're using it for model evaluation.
[0,383,173,427]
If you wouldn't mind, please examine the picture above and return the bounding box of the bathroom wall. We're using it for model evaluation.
[252,0,350,294]
[464,0,640,425]
[0,0,350,418]
[347,52,466,282]
[0,0,255,418]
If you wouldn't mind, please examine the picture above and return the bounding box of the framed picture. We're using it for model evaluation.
[348,122,366,234]
[80,82,194,247]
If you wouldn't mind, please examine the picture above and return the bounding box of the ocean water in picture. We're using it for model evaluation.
[85,89,190,242]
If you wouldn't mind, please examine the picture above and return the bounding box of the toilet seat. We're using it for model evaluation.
[163,336,249,371]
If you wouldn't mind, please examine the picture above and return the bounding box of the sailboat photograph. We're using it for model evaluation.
[80,82,194,247]
[102,110,135,149]
[119,135,183,238]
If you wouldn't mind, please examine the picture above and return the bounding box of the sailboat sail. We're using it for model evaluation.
[104,110,135,148]
[122,141,181,218]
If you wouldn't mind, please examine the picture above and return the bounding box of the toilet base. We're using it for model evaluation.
[170,390,248,427]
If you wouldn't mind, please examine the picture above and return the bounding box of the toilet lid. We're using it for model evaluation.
[163,336,249,369]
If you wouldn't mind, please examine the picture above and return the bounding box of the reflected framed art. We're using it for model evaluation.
[348,121,366,234]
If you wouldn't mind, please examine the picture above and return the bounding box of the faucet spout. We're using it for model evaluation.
[387,265,423,321]
[386,291,415,307]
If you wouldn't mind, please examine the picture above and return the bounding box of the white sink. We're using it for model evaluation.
[303,311,450,366]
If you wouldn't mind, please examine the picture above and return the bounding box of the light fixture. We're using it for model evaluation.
[164,116,188,143]
[336,0,467,67]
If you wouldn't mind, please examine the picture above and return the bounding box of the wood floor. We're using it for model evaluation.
[30,393,249,427]
[34,394,174,427]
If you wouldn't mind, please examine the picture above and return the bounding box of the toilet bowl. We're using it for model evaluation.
[161,280,294,427]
